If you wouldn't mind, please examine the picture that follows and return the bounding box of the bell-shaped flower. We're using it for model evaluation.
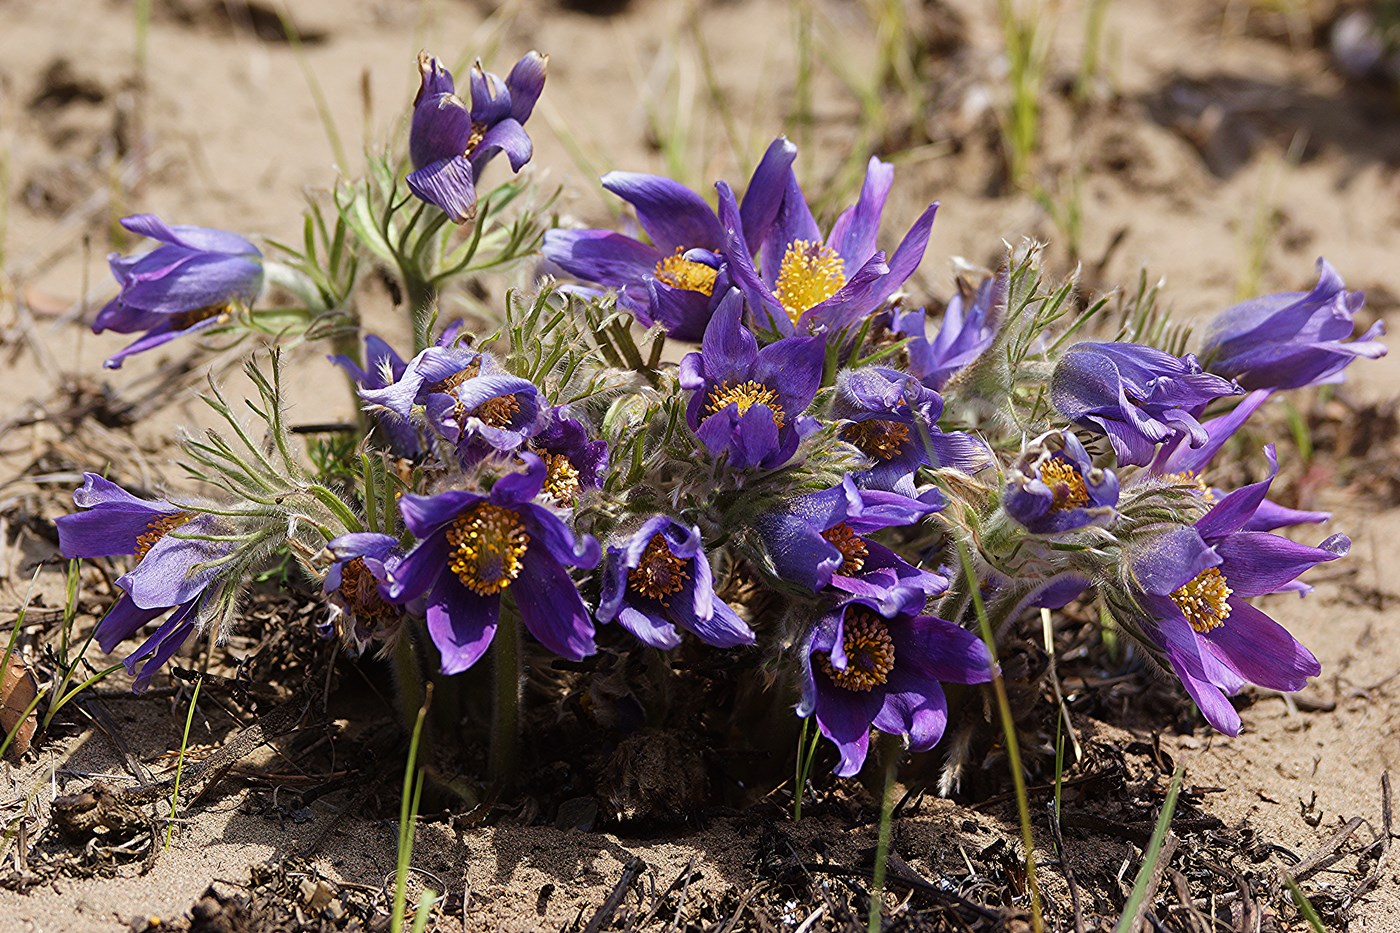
[1004,430,1119,535]
[323,532,405,655]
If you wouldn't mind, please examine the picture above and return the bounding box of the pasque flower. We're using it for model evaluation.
[719,156,938,336]
[1200,259,1385,391]
[425,372,547,466]
[389,453,599,673]
[357,342,483,421]
[1129,447,1347,735]
[324,532,404,654]
[678,289,824,470]
[330,331,465,460]
[54,474,231,690]
[95,214,263,369]
[1004,430,1119,535]
[800,595,994,776]
[530,409,609,505]
[597,516,754,649]
[542,137,796,340]
[408,50,546,223]
[891,271,1003,390]
[1051,341,1241,466]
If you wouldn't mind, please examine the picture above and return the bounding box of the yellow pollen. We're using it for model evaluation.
[472,394,521,428]
[168,304,230,331]
[464,121,488,155]
[627,534,690,604]
[704,380,786,429]
[428,361,481,395]
[541,452,582,503]
[339,558,399,626]
[819,608,896,692]
[774,239,845,324]
[1169,470,1216,505]
[134,513,192,560]
[1171,567,1233,634]
[821,522,868,576]
[841,419,911,462]
[653,248,718,296]
[445,503,530,595]
[1038,458,1091,511]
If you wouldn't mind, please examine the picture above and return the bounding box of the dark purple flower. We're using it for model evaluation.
[1130,447,1347,735]
[530,408,609,504]
[542,137,796,340]
[756,477,946,615]
[717,156,938,336]
[1201,259,1385,391]
[95,214,263,369]
[1004,430,1119,535]
[54,474,228,690]
[1051,341,1242,466]
[408,50,546,223]
[388,453,599,673]
[425,372,547,466]
[834,366,991,495]
[678,290,824,470]
[324,532,404,654]
[891,271,1004,390]
[597,516,754,649]
[799,597,994,776]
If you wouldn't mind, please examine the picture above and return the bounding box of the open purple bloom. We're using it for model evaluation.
[1201,259,1385,391]
[530,408,609,505]
[324,532,404,655]
[1004,430,1119,535]
[95,214,263,369]
[408,50,546,222]
[1051,341,1242,466]
[330,334,422,459]
[891,270,1004,390]
[357,342,483,421]
[389,453,600,673]
[678,290,824,470]
[597,516,754,650]
[1130,446,1347,735]
[834,366,991,495]
[756,477,947,615]
[425,371,547,466]
[799,596,994,776]
[543,137,796,340]
[717,156,938,337]
[54,473,229,690]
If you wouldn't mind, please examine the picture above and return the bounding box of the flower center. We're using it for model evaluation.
[819,609,896,692]
[841,419,911,462]
[821,522,868,576]
[134,512,193,559]
[1168,470,1216,505]
[1038,458,1090,511]
[471,394,521,428]
[541,452,582,503]
[1170,567,1233,634]
[774,239,845,324]
[627,533,690,605]
[445,503,530,595]
[704,380,786,428]
[339,558,399,625]
[464,120,488,156]
[653,248,718,296]
[167,304,230,331]
[428,360,481,395]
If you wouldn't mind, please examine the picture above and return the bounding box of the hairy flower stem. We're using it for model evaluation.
[490,603,522,788]
[867,733,900,933]
[406,277,439,356]
[391,629,426,740]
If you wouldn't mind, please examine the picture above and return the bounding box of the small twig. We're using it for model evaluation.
[582,856,644,933]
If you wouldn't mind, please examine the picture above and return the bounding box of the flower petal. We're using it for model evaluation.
[602,172,724,253]
[514,550,595,661]
[407,155,478,223]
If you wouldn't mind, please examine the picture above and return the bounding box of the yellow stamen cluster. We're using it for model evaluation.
[774,239,845,325]
[339,558,399,626]
[428,361,481,395]
[464,120,488,155]
[472,394,521,428]
[704,380,786,429]
[1038,458,1090,511]
[654,249,718,296]
[819,609,896,692]
[1169,470,1216,505]
[134,513,193,559]
[627,534,690,605]
[841,419,911,462]
[541,452,582,503]
[821,522,868,576]
[168,304,230,331]
[1171,567,1233,634]
[446,504,530,595]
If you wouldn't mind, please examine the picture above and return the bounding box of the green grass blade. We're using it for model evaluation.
[166,676,203,850]
[1114,762,1184,933]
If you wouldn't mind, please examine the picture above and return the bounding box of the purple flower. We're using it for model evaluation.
[799,597,994,776]
[597,516,754,649]
[1004,430,1119,535]
[678,290,824,470]
[755,477,947,615]
[388,453,600,673]
[357,342,483,420]
[1051,341,1242,466]
[95,214,263,369]
[54,474,228,690]
[717,156,938,336]
[324,532,404,654]
[425,372,547,466]
[834,366,991,495]
[408,50,546,223]
[330,334,423,458]
[542,137,796,340]
[1201,259,1385,391]
[1130,447,1347,735]
[891,271,1004,390]
[530,409,609,505]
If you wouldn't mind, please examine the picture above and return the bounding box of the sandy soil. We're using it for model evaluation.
[0,0,1397,930]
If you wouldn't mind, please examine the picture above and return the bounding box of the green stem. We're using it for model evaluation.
[490,603,521,788]
[867,734,899,933]
[406,277,439,356]
[391,629,425,738]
